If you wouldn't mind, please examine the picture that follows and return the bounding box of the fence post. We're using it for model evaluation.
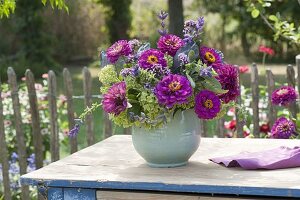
[25,70,44,170]
[103,112,113,138]
[216,118,225,137]
[266,69,276,127]
[287,65,298,118]
[235,69,243,138]
[0,80,12,200]
[251,63,260,137]
[63,68,78,153]
[7,67,29,199]
[82,67,95,145]
[200,120,207,137]
[48,70,60,162]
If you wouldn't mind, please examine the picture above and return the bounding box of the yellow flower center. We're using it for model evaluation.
[165,39,175,46]
[168,81,182,92]
[205,52,216,63]
[204,99,213,109]
[147,55,158,64]
[277,89,288,95]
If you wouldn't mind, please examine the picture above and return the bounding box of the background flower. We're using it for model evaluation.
[194,90,221,119]
[106,40,132,63]
[271,117,296,139]
[271,86,297,106]
[155,74,192,108]
[157,34,184,56]
[102,82,127,115]
[138,49,167,70]
[259,45,275,56]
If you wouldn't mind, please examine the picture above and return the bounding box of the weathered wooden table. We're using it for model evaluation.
[21,136,300,199]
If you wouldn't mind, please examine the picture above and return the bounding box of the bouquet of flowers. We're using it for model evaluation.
[69,11,240,135]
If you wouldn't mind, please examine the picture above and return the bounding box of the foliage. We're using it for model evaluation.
[245,0,300,44]
[0,76,68,198]
[97,0,132,43]
[0,0,67,18]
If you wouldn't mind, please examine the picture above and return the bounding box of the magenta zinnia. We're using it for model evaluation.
[194,90,221,120]
[157,34,184,56]
[155,74,192,108]
[199,46,223,66]
[138,49,167,70]
[102,82,127,116]
[271,86,297,106]
[216,64,240,103]
[271,117,296,139]
[106,40,132,63]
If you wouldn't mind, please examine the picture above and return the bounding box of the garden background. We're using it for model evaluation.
[0,0,300,199]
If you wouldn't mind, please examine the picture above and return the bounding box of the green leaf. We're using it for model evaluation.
[268,15,278,22]
[202,77,228,94]
[251,9,260,18]
[186,73,196,88]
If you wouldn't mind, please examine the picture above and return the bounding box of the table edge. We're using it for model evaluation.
[20,177,300,198]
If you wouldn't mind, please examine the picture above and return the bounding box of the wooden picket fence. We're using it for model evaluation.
[0,55,300,199]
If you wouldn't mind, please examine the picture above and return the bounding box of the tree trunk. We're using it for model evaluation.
[168,0,184,37]
[241,31,250,59]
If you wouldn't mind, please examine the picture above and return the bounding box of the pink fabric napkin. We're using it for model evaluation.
[210,146,300,170]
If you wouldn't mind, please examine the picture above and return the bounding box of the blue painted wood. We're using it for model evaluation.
[21,178,300,198]
[64,188,96,200]
[48,187,63,200]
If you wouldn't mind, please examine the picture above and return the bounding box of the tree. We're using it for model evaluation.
[97,0,132,43]
[168,0,184,37]
[0,0,67,18]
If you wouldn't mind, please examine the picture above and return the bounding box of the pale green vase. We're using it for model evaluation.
[132,109,201,168]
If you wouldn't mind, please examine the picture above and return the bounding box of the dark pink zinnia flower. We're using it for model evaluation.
[216,64,240,103]
[138,49,167,70]
[157,34,184,56]
[271,117,296,139]
[155,74,192,108]
[199,46,223,66]
[259,45,275,56]
[271,86,297,106]
[106,40,132,63]
[102,82,127,116]
[194,90,221,120]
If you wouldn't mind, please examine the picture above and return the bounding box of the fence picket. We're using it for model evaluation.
[251,64,260,137]
[123,127,132,135]
[287,65,298,118]
[235,69,243,138]
[217,118,225,137]
[63,68,78,153]
[0,80,12,200]
[200,119,207,137]
[7,67,29,199]
[266,69,276,127]
[103,112,112,138]
[82,67,95,145]
[48,71,60,162]
[297,55,300,112]
[25,70,44,170]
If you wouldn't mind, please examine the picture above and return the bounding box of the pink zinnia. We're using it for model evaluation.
[138,49,167,70]
[194,90,221,120]
[199,46,223,66]
[215,64,240,103]
[157,34,184,56]
[259,45,275,56]
[102,82,127,116]
[106,40,132,63]
[155,74,192,108]
[271,86,297,106]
